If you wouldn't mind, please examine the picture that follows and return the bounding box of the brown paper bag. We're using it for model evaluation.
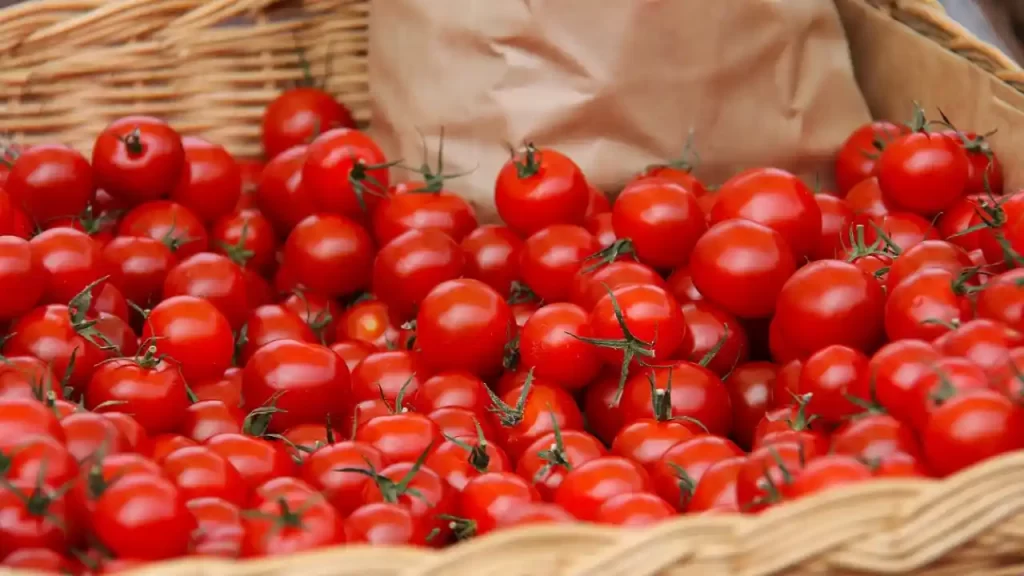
[836,0,1024,191]
[367,0,874,223]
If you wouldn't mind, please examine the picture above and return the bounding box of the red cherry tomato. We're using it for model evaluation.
[29,227,105,305]
[923,388,1024,477]
[611,177,706,269]
[162,252,249,329]
[92,473,194,560]
[553,456,650,521]
[372,184,478,245]
[6,144,95,225]
[460,225,524,298]
[141,295,234,384]
[834,121,906,195]
[284,213,375,299]
[519,224,600,303]
[518,302,603,391]
[117,200,210,260]
[255,145,317,237]
[262,88,356,161]
[373,228,464,322]
[302,128,390,220]
[877,130,968,215]
[494,145,589,237]
[92,116,185,205]
[0,235,43,319]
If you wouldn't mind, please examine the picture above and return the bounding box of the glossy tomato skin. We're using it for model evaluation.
[117,200,210,260]
[211,209,278,274]
[783,455,872,499]
[302,128,389,219]
[416,278,513,378]
[812,194,854,261]
[262,88,356,161]
[101,235,176,309]
[649,435,743,511]
[588,284,687,373]
[494,147,589,237]
[85,356,191,435]
[690,219,797,319]
[735,441,809,512]
[170,137,242,224]
[459,472,541,536]
[711,167,821,261]
[923,388,1024,477]
[869,339,942,425]
[344,502,430,547]
[678,300,749,376]
[877,131,968,215]
[724,362,777,449]
[844,176,889,218]
[162,445,249,506]
[952,131,1003,196]
[205,433,298,489]
[835,121,906,195]
[570,260,667,311]
[976,269,1024,333]
[488,381,584,461]
[92,116,185,205]
[798,345,872,424]
[831,413,922,462]
[460,225,524,298]
[163,252,249,329]
[0,235,43,319]
[256,145,317,237]
[612,177,706,269]
[516,429,607,500]
[553,456,651,521]
[141,295,234,384]
[29,227,105,305]
[301,441,384,517]
[519,224,600,303]
[373,228,464,322]
[611,419,698,468]
[187,496,245,558]
[238,305,316,365]
[92,473,194,561]
[241,491,344,557]
[371,186,478,245]
[773,259,885,359]
[884,268,972,342]
[620,362,733,437]
[284,213,375,298]
[242,339,352,433]
[6,144,95,225]
[885,240,973,292]
[0,479,74,557]
[518,302,602,391]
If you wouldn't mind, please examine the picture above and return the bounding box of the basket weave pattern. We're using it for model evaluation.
[0,0,370,159]
[3,0,1024,575]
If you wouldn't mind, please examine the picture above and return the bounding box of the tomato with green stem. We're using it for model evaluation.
[180,400,244,443]
[0,478,76,558]
[91,472,194,560]
[0,435,78,489]
[0,235,43,319]
[494,144,590,237]
[611,177,706,269]
[884,268,974,342]
[620,360,732,438]
[687,455,744,514]
[372,181,479,246]
[355,405,442,465]
[101,235,176,310]
[690,219,797,319]
[585,211,617,249]
[976,268,1024,332]
[460,225,524,299]
[569,260,667,311]
[486,372,585,459]
[553,456,651,521]
[242,339,351,434]
[142,295,234,384]
[735,441,809,512]
[211,209,278,274]
[412,371,490,415]
[161,445,248,506]
[811,193,854,261]
[85,345,191,435]
[906,356,989,431]
[162,252,249,330]
[416,278,512,378]
[869,339,941,425]
[679,300,748,376]
[302,128,391,220]
[92,116,185,205]
[300,440,384,517]
[937,195,986,252]
[519,224,601,303]
[204,433,297,489]
[425,426,510,491]
[428,406,498,441]
[255,145,317,238]
[349,349,427,404]
[711,167,821,261]
[797,345,872,425]
[117,200,209,260]
[834,120,907,195]
[262,87,356,161]
[241,491,344,556]
[373,228,465,323]
[349,451,455,542]
[517,302,602,391]
[515,425,606,500]
[281,290,340,345]
[934,318,1022,377]
[238,305,317,366]
[949,131,1003,196]
[5,144,95,225]
[284,213,375,299]
[923,388,1024,477]
[877,112,969,215]
[0,356,59,402]
[649,435,743,512]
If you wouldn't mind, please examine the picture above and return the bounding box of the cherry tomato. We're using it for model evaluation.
[92,116,185,205]
[934,318,1022,377]
[835,121,906,195]
[955,132,1003,196]
[85,352,191,435]
[372,184,478,245]
[180,400,244,443]
[487,380,583,461]
[735,441,809,512]
[611,177,706,269]
[976,268,1024,333]
[688,455,744,514]
[344,502,430,547]
[30,227,105,305]
[460,225,523,298]
[831,413,921,462]
[611,418,698,468]
[783,454,871,499]
[416,278,512,378]
[238,304,316,366]
[877,130,968,215]
[812,194,854,261]
[284,213,375,298]
[553,456,650,521]
[412,371,490,415]
[0,235,43,319]
[300,441,384,517]
[711,167,821,261]
[210,208,278,275]
[493,502,575,528]
[886,239,973,291]
[585,211,618,249]
[92,473,194,560]
[241,491,344,556]
[162,445,248,506]
[519,224,600,303]
[870,339,941,425]
[163,252,249,329]
[255,145,317,237]
[907,356,989,431]
[205,433,297,489]
[620,362,732,437]
[117,200,209,260]
[494,145,589,237]
[101,235,176,309]
[281,291,341,344]
[359,460,455,540]
[923,388,1024,477]
[186,497,244,558]
[690,219,797,319]
[649,435,743,511]
[724,361,776,449]
[0,479,73,557]
[425,434,510,492]
[373,228,464,322]
[678,300,748,376]
[6,144,94,225]
[141,295,234,384]
[302,128,390,220]
[594,491,674,526]
[570,260,667,311]
[262,88,356,161]
[884,268,972,342]
[516,429,607,500]
[518,302,602,391]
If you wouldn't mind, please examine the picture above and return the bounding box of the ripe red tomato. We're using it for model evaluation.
[976,269,1024,332]
[255,145,317,237]
[186,497,244,558]
[29,227,105,305]
[169,137,242,224]
[611,418,698,467]
[425,434,510,492]
[783,454,872,499]
[834,121,906,195]
[302,128,390,219]
[343,502,430,546]
[649,435,743,511]
[337,298,397,349]
[494,145,589,237]
[416,278,512,378]
[611,177,706,269]
[243,339,351,433]
[205,433,297,488]
[724,362,777,449]
[180,399,244,442]
[162,252,249,329]
[0,479,73,557]
[585,211,618,249]
[459,471,541,536]
[844,176,889,218]
[735,441,809,512]
[516,428,606,500]
[690,219,797,319]
[92,116,185,205]
[85,352,191,434]
[553,456,650,521]
[519,224,600,303]
[688,455,744,514]
[935,318,1022,377]
[954,132,1003,196]
[570,260,667,311]
[241,491,344,556]
[869,339,941,425]
[518,302,602,391]
[460,225,524,298]
[678,300,748,376]
[486,380,584,460]
[238,304,316,365]
[6,144,95,225]
[831,412,921,462]
[210,209,278,274]
[372,185,478,245]
[262,87,356,161]
[711,167,821,261]
[812,194,854,261]
[877,130,968,215]
[162,445,248,505]
[141,295,234,384]
[284,213,375,299]
[923,388,1024,477]
[907,356,989,431]
[620,361,732,437]
[373,228,464,322]
[358,460,455,540]
[118,200,210,260]
[300,440,384,516]
[92,473,194,560]
[0,235,43,319]
[884,268,972,341]
[101,235,176,309]
[798,345,872,424]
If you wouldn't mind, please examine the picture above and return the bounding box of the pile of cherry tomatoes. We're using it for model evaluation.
[0,81,1022,574]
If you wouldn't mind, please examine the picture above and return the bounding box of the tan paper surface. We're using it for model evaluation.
[367,0,873,222]
[836,0,1024,191]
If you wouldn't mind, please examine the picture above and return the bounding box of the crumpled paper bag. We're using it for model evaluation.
[368,0,873,222]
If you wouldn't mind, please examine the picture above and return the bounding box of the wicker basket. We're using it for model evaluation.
[3,0,1024,575]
